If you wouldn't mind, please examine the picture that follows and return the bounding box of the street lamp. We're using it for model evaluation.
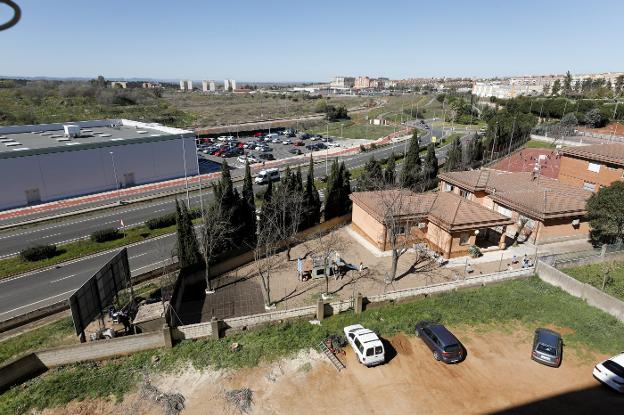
[109,151,122,205]
[181,134,190,206]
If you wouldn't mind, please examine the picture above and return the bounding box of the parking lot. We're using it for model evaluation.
[196,129,367,170]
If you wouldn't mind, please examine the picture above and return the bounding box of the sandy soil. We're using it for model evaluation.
[44,326,622,415]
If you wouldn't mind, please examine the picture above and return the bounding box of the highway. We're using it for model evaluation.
[0,122,469,322]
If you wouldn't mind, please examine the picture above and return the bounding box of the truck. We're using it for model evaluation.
[344,324,385,367]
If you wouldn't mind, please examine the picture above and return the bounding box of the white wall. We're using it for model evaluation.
[0,137,198,210]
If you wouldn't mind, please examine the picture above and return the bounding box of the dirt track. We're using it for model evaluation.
[42,326,623,415]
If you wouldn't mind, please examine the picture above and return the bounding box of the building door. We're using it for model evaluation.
[123,172,135,188]
[25,188,41,205]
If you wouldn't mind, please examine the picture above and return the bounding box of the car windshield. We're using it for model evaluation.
[536,343,557,356]
[444,344,461,353]
[603,360,624,378]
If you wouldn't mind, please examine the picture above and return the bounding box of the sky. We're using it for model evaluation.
[1,0,623,82]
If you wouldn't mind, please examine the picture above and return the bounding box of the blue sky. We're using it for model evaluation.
[1,0,623,82]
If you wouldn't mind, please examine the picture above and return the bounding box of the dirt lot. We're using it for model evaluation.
[42,325,622,415]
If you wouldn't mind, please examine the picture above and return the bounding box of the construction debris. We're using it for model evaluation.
[225,388,253,413]
[140,377,185,415]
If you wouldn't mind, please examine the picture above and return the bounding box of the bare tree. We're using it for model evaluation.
[253,214,282,309]
[312,226,343,297]
[270,185,306,262]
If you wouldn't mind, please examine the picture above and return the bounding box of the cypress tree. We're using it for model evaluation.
[422,143,439,190]
[241,161,256,246]
[444,137,463,172]
[304,156,321,227]
[400,129,422,189]
[355,156,383,191]
[175,199,203,271]
[384,152,396,186]
[324,160,351,220]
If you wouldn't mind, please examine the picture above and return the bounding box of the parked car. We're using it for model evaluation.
[299,133,311,140]
[344,324,385,367]
[266,133,279,141]
[415,321,464,364]
[316,143,328,150]
[531,328,563,368]
[272,138,280,143]
[217,135,228,141]
[289,148,302,155]
[594,352,624,393]
[237,155,249,164]
[253,132,264,138]
[247,155,259,164]
[306,144,320,151]
[282,139,292,145]
[260,146,272,152]
[254,168,280,184]
[258,153,275,161]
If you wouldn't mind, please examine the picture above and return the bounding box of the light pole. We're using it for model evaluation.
[181,134,190,206]
[109,151,122,205]
[325,123,329,176]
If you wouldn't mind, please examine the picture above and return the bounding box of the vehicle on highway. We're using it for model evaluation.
[344,324,385,367]
[258,153,275,161]
[289,148,302,155]
[593,352,624,393]
[531,328,563,368]
[254,168,280,184]
[282,139,292,145]
[415,321,464,364]
[327,142,340,148]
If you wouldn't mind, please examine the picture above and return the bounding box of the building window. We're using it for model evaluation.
[583,182,596,192]
[459,189,469,199]
[588,162,601,173]
[396,225,409,235]
[459,233,471,246]
[444,183,454,192]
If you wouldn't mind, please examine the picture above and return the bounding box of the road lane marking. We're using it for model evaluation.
[51,273,77,283]
[0,289,76,317]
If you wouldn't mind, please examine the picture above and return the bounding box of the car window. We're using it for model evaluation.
[444,344,461,353]
[422,328,432,337]
[348,333,355,340]
[603,360,624,377]
[366,348,374,357]
[375,346,383,355]
[354,338,364,354]
[536,343,557,356]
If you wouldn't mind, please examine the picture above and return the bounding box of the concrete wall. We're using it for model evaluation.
[350,204,385,249]
[0,353,47,392]
[426,222,453,257]
[559,155,623,191]
[537,260,624,322]
[0,136,198,210]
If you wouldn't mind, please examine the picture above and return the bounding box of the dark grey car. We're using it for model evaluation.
[415,321,464,364]
[531,328,563,367]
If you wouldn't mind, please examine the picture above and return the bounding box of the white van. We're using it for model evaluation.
[254,168,280,184]
[343,324,385,367]
[265,133,278,140]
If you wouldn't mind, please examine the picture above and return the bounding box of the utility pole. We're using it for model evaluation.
[181,134,190,206]
[109,151,122,205]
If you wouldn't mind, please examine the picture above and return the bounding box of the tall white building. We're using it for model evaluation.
[179,80,193,91]
[223,79,237,91]
[202,80,216,92]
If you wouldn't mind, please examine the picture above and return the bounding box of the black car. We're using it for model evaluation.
[258,153,275,161]
[306,144,320,151]
[415,321,464,364]
[531,328,563,367]
[300,133,311,139]
[289,148,302,155]
[315,143,328,150]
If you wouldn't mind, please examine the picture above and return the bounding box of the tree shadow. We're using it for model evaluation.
[394,257,438,281]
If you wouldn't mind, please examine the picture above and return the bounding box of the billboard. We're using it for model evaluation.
[69,248,130,339]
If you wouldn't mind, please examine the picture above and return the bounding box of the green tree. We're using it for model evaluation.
[563,71,573,95]
[175,199,203,271]
[213,159,243,246]
[467,134,484,168]
[303,156,321,227]
[587,182,624,244]
[561,112,578,127]
[399,130,422,189]
[356,156,383,190]
[584,108,607,128]
[241,161,257,246]
[444,137,463,172]
[324,160,351,220]
[384,152,396,186]
[421,143,439,189]
[615,75,624,96]
[551,79,562,96]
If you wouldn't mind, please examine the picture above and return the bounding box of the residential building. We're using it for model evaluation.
[438,169,592,245]
[202,80,216,92]
[330,76,355,89]
[354,76,371,89]
[0,120,197,210]
[142,82,160,89]
[350,190,513,259]
[179,80,193,91]
[559,143,624,192]
[110,81,127,89]
[223,79,237,91]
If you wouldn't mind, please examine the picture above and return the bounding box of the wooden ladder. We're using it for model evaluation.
[318,341,346,372]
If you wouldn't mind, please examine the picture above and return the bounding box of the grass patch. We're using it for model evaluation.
[3,277,624,413]
[563,260,624,301]
[0,224,178,280]
[0,318,76,366]
[523,140,556,149]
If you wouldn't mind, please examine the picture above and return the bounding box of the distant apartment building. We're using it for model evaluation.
[179,80,193,91]
[354,76,371,89]
[330,76,355,89]
[223,79,237,91]
[202,80,216,92]
[472,81,543,99]
[142,82,160,89]
[559,143,624,192]
[110,81,127,89]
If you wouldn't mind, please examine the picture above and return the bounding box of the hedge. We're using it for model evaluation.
[90,228,122,243]
[20,245,58,262]
[145,213,177,230]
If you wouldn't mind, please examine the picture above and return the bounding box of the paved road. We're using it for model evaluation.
[0,122,474,322]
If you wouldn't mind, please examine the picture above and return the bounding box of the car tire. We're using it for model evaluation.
[433,351,441,361]
[415,329,420,337]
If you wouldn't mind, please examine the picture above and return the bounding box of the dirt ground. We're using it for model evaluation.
[42,325,622,415]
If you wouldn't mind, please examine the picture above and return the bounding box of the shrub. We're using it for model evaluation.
[90,228,122,243]
[20,244,58,262]
[468,245,482,258]
[145,213,176,230]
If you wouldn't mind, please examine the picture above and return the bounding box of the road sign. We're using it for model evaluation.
[431,136,437,143]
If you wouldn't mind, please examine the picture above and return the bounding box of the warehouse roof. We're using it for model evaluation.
[0,119,193,159]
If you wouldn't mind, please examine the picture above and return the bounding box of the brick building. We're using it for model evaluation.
[438,170,592,245]
[559,143,624,192]
[350,190,512,259]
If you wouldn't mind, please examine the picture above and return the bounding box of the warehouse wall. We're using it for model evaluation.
[0,136,198,210]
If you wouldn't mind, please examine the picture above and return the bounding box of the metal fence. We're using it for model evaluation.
[540,242,624,269]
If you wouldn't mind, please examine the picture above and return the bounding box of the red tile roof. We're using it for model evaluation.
[561,143,624,167]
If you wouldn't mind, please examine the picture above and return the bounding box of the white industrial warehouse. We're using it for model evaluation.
[0,119,197,210]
